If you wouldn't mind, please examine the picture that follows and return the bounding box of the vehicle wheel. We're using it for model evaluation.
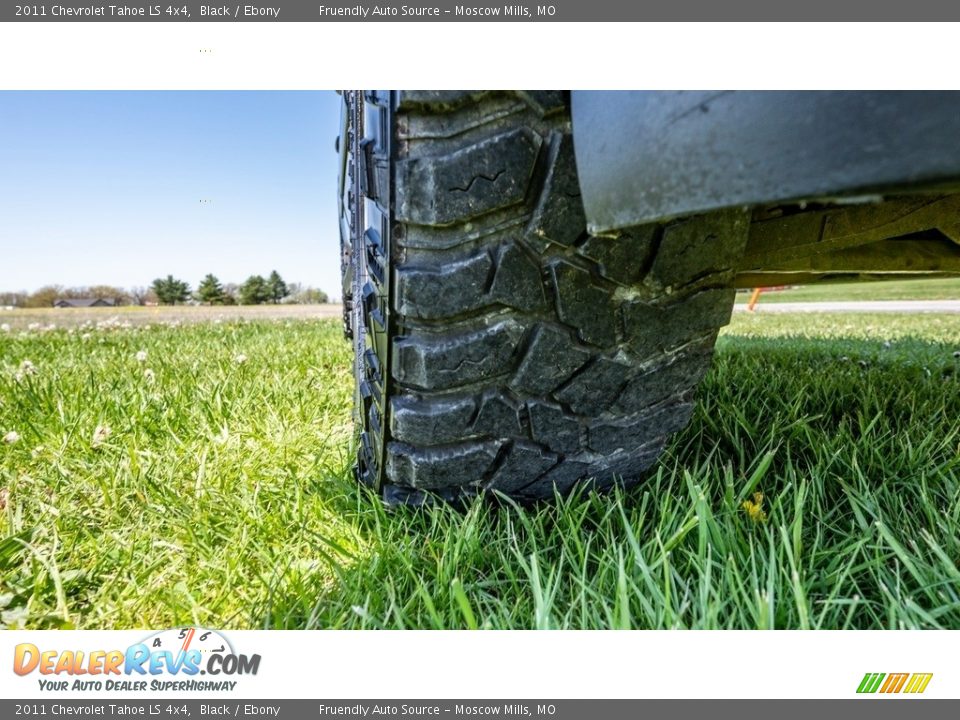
[344,90,749,504]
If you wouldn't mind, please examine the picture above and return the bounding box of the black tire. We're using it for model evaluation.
[344,91,749,504]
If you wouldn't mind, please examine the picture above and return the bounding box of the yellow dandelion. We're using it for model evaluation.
[741,492,767,523]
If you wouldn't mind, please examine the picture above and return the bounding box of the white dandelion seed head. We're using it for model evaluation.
[92,425,112,447]
[0,323,10,333]
[81,333,92,341]
[27,323,40,331]
[135,350,148,363]
[144,368,156,382]
[19,360,36,375]
[234,354,248,365]
[3,431,20,444]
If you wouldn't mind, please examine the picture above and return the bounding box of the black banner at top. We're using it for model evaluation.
[5,0,960,21]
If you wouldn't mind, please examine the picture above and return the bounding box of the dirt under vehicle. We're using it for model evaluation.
[337,90,960,504]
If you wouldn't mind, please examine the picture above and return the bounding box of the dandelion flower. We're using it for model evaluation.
[234,354,248,365]
[135,350,148,363]
[81,333,92,341]
[19,360,36,375]
[92,425,112,448]
[3,431,19,445]
[0,323,10,333]
[144,368,156,383]
[741,492,767,524]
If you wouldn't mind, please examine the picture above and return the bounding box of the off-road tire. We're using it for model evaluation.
[346,91,749,504]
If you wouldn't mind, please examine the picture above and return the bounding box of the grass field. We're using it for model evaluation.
[0,304,341,330]
[735,276,960,303]
[1,309,959,630]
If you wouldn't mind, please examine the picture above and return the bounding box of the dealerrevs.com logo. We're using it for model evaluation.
[13,627,261,693]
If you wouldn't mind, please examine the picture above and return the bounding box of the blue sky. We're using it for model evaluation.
[0,91,343,298]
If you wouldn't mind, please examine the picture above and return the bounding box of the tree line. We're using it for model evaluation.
[1,271,330,308]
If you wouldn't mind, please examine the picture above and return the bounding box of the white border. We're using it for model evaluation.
[1,17,957,705]
[0,630,953,699]
[1,22,960,90]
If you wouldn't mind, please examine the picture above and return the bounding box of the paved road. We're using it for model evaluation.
[734,300,960,314]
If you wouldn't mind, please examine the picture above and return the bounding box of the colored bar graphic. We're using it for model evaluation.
[904,674,934,694]
[857,673,885,693]
[857,672,932,694]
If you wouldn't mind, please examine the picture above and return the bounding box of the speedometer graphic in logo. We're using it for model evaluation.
[142,627,234,658]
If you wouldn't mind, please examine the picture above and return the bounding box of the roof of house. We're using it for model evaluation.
[54,298,117,307]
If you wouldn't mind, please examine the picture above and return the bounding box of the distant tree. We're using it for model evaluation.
[151,275,191,305]
[88,285,129,305]
[196,274,226,304]
[239,275,270,305]
[0,291,28,308]
[221,283,239,306]
[128,286,155,306]
[289,286,329,304]
[24,285,64,308]
[266,270,289,304]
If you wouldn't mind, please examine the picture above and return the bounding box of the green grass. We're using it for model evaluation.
[1,312,959,630]
[735,276,960,303]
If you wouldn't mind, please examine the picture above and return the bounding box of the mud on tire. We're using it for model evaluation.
[346,91,749,504]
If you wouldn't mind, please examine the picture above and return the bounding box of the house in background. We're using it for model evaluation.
[53,298,118,308]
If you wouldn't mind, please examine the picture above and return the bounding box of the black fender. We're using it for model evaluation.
[570,91,960,234]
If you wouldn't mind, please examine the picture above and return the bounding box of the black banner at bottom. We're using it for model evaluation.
[1,700,956,720]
